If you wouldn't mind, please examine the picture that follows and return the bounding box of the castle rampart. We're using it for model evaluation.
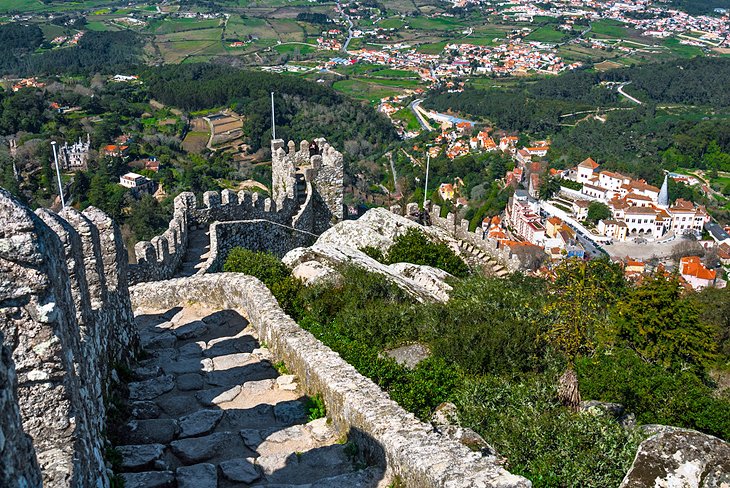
[130,139,344,284]
[390,202,522,272]
[0,189,138,487]
[130,274,531,488]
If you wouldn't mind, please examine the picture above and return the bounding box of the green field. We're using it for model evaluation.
[370,68,419,79]
[151,18,222,35]
[416,41,448,54]
[274,43,315,55]
[663,37,704,58]
[526,25,566,43]
[333,78,411,104]
[407,16,464,31]
[378,18,405,29]
[392,107,421,131]
[590,19,632,39]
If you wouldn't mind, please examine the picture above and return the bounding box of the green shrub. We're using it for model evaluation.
[425,274,549,375]
[386,228,470,277]
[223,248,290,288]
[360,245,385,262]
[577,348,730,440]
[455,374,642,488]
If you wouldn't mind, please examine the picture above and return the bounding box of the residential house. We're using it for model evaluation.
[680,256,716,290]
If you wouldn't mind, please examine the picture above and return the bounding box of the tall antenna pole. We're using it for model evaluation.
[51,141,66,209]
[271,91,276,140]
[423,151,430,208]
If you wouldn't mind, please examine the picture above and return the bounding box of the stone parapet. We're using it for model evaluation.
[0,189,138,487]
[130,274,531,488]
[199,219,317,274]
[391,204,521,272]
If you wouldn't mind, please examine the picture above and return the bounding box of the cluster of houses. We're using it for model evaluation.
[562,158,710,241]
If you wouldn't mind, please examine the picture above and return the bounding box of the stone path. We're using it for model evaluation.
[115,305,384,487]
[176,229,211,278]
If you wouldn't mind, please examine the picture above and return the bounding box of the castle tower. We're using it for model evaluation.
[658,173,669,208]
[270,137,344,231]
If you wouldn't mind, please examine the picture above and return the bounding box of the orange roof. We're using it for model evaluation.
[680,256,716,281]
[547,216,562,225]
[578,157,599,169]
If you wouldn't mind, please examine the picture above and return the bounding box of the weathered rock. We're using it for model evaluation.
[431,402,459,429]
[156,394,201,417]
[310,466,385,487]
[133,365,162,380]
[177,341,204,359]
[244,378,275,393]
[240,429,267,450]
[290,261,341,285]
[274,400,308,425]
[196,385,242,406]
[176,463,217,488]
[124,419,179,444]
[620,429,730,488]
[580,400,625,418]
[307,418,337,442]
[177,373,204,391]
[117,444,166,471]
[170,432,229,464]
[120,471,174,488]
[220,458,261,483]
[142,332,176,350]
[173,320,208,340]
[161,358,206,375]
[212,352,252,370]
[277,375,297,386]
[129,375,175,401]
[130,401,161,420]
[383,343,431,369]
[178,409,224,438]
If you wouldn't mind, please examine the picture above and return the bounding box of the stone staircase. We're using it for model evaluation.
[295,173,307,207]
[175,228,211,278]
[115,305,384,487]
[458,240,509,278]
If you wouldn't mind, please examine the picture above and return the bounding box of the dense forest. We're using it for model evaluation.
[143,64,398,156]
[670,0,729,15]
[0,24,141,76]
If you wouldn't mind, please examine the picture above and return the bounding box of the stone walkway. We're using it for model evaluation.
[175,229,211,278]
[115,305,384,487]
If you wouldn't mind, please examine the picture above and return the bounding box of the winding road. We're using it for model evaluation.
[617,82,643,105]
[336,0,355,52]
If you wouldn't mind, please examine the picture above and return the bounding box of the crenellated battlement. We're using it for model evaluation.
[130,139,344,284]
[0,188,138,487]
[389,201,522,273]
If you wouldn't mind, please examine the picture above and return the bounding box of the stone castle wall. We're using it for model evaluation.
[130,274,531,488]
[130,139,344,285]
[0,189,138,487]
[0,333,42,488]
[390,202,522,272]
[199,219,318,274]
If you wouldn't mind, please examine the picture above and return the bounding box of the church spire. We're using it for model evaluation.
[658,172,669,207]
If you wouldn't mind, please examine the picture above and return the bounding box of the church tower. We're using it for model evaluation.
[658,173,669,208]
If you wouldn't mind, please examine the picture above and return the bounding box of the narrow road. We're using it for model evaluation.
[386,151,400,196]
[618,82,642,105]
[336,0,354,52]
[410,99,435,131]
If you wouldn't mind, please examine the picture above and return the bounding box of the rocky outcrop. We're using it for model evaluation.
[620,428,730,488]
[283,208,460,302]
